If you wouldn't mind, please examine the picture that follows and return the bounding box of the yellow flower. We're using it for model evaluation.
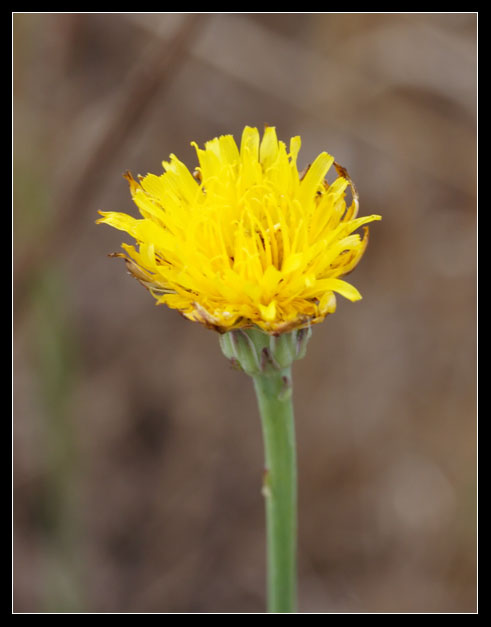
[97,126,381,334]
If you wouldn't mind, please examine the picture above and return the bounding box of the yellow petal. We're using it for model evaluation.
[313,278,362,302]
[240,126,260,159]
[297,152,334,207]
[259,301,276,322]
[259,126,278,168]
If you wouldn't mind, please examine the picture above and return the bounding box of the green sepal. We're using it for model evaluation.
[219,326,312,377]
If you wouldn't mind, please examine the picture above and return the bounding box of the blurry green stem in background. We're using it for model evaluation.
[30,269,83,611]
[219,327,311,613]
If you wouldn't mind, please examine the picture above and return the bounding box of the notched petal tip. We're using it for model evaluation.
[95,210,106,224]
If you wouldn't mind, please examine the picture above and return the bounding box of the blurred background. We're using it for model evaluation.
[13,13,477,613]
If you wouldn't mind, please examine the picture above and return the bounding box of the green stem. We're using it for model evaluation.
[253,368,297,613]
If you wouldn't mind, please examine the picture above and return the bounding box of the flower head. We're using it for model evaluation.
[97,126,381,334]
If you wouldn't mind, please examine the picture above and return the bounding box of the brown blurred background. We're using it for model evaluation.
[13,13,477,613]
